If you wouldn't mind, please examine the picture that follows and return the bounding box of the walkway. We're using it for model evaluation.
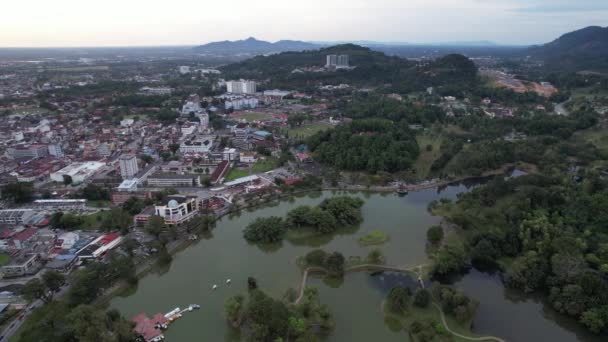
[433,303,506,342]
[294,263,426,304]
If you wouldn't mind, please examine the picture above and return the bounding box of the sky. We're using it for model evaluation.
[0,0,607,47]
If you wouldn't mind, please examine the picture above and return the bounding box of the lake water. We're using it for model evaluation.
[111,179,599,341]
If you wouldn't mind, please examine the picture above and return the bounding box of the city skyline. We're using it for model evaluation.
[1,0,607,47]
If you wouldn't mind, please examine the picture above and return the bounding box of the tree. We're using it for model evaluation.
[248,277,258,291]
[146,215,165,239]
[225,295,245,326]
[42,270,66,294]
[506,251,549,293]
[23,278,48,303]
[1,182,33,203]
[432,241,467,276]
[413,289,431,308]
[243,217,286,243]
[325,252,345,276]
[63,175,73,185]
[367,249,385,264]
[387,286,411,313]
[305,249,329,267]
[427,226,444,245]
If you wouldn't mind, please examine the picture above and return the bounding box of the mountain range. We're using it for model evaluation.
[193,37,318,54]
[526,26,608,70]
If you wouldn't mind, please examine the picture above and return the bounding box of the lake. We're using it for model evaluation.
[111,178,599,341]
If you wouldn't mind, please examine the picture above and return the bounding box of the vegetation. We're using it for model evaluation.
[225,283,334,341]
[303,249,346,276]
[308,119,419,173]
[243,216,287,243]
[426,226,444,245]
[358,230,390,246]
[434,170,608,334]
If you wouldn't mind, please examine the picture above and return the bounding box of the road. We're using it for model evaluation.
[0,284,71,341]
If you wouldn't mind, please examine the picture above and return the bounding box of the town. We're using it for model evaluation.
[1,21,608,342]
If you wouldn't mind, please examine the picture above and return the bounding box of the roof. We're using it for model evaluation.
[224,175,259,187]
[132,313,167,341]
[12,227,37,242]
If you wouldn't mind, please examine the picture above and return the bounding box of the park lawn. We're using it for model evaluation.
[87,200,112,208]
[224,168,250,182]
[287,122,333,139]
[251,158,278,173]
[235,112,274,121]
[78,211,111,230]
[0,253,10,266]
[413,134,443,180]
[358,230,390,246]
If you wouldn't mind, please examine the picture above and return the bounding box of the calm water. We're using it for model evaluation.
[111,179,598,341]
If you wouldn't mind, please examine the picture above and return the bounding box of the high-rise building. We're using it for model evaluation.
[226,80,257,94]
[48,144,64,157]
[119,154,139,179]
[326,54,349,68]
[198,113,210,130]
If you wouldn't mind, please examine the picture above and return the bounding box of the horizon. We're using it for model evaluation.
[1,0,607,48]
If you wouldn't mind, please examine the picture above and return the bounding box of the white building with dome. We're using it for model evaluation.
[154,195,199,225]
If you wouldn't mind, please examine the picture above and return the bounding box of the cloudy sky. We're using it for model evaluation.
[0,0,606,47]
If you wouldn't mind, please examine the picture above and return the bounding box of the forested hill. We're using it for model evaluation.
[527,26,608,71]
[219,44,477,91]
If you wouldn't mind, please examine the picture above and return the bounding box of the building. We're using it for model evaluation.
[179,136,213,154]
[198,113,209,130]
[0,209,34,226]
[50,161,105,185]
[226,80,257,94]
[222,148,238,162]
[76,233,123,260]
[240,152,258,164]
[326,54,349,68]
[147,173,201,187]
[45,254,77,273]
[223,96,259,110]
[179,66,191,74]
[131,312,167,342]
[48,144,64,157]
[139,87,172,96]
[263,89,291,102]
[155,195,199,225]
[7,144,48,159]
[97,143,111,157]
[181,101,203,115]
[1,253,41,278]
[33,199,87,210]
[119,154,139,179]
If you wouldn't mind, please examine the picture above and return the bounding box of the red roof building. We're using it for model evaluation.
[131,313,167,342]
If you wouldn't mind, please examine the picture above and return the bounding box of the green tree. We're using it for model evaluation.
[413,289,431,308]
[387,286,411,313]
[243,217,286,243]
[426,226,444,245]
[146,215,165,239]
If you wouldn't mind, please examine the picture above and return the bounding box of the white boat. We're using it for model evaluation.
[226,279,232,284]
[212,284,218,290]
[164,307,181,319]
[189,304,201,310]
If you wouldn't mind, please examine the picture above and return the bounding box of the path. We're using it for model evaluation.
[433,303,506,342]
[294,263,426,304]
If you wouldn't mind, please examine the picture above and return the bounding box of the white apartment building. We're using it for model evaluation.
[119,154,139,179]
[155,196,199,225]
[226,80,257,94]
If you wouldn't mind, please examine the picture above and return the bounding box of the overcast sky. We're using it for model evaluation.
[0,0,606,47]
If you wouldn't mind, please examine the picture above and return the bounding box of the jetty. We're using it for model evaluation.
[131,304,200,342]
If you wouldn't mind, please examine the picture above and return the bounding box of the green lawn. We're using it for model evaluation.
[0,253,10,266]
[78,211,111,230]
[224,169,250,182]
[574,128,608,152]
[286,122,333,139]
[358,230,390,246]
[225,158,279,182]
[413,134,443,180]
[233,112,274,122]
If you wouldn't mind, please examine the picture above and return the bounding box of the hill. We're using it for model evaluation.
[193,37,318,54]
[220,44,477,91]
[527,26,608,71]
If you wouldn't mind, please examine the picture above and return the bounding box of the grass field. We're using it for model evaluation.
[232,112,274,122]
[413,134,443,180]
[225,158,279,181]
[286,122,333,139]
[358,230,390,246]
[78,211,111,230]
[0,253,10,266]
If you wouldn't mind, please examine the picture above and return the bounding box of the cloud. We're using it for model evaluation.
[511,3,608,13]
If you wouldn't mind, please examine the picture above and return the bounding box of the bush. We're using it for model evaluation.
[413,289,431,308]
[427,226,444,245]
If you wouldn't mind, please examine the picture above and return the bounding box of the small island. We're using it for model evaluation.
[358,229,390,246]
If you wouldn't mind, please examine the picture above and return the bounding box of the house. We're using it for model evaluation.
[1,253,41,278]
[155,195,199,226]
[131,312,167,342]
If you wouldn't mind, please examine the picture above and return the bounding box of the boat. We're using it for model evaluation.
[397,185,408,196]
[189,304,201,310]
[226,279,232,284]
[212,284,218,290]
